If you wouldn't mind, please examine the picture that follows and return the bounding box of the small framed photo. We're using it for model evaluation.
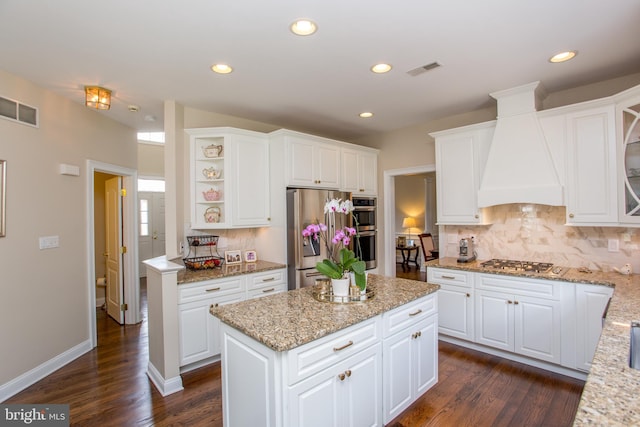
[225,250,242,265]
[244,250,257,263]
[397,236,406,247]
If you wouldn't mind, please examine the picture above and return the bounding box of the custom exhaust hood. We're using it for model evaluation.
[477,81,564,208]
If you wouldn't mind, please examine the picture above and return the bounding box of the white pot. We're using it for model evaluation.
[331,277,351,297]
[349,272,368,292]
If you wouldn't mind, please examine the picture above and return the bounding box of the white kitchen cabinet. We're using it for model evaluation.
[187,127,270,229]
[246,269,287,299]
[281,131,341,189]
[427,267,474,341]
[382,294,438,424]
[431,122,494,224]
[575,284,613,371]
[565,103,618,225]
[475,274,561,364]
[341,148,378,195]
[616,87,640,224]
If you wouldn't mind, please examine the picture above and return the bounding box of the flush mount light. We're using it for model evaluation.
[85,86,111,110]
[290,19,317,36]
[211,64,233,74]
[359,112,374,118]
[549,51,577,63]
[371,63,392,74]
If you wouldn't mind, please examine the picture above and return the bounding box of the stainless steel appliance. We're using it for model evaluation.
[480,258,568,276]
[457,237,476,263]
[352,196,377,270]
[287,188,351,289]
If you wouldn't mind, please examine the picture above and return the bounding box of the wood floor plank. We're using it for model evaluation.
[6,276,583,426]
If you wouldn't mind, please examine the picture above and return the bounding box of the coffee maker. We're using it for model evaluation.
[457,237,476,263]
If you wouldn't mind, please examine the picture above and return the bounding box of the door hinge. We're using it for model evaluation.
[120,188,127,197]
[121,303,128,311]
[120,246,127,254]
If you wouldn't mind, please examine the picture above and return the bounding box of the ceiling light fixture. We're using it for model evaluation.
[371,63,392,74]
[211,64,233,74]
[290,19,317,36]
[549,51,577,63]
[84,86,111,110]
[359,112,374,118]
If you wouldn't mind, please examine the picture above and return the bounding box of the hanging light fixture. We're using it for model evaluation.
[84,86,112,110]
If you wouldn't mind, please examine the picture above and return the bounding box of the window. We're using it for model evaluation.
[137,132,165,144]
[138,179,165,192]
[140,199,149,237]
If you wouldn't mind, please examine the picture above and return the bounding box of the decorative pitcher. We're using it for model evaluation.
[202,167,221,179]
[202,144,223,158]
[202,188,221,201]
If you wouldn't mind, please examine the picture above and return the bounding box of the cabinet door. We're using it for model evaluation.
[229,133,271,227]
[341,149,359,193]
[619,100,640,223]
[288,371,340,427]
[382,328,413,423]
[414,314,438,397]
[357,151,377,195]
[343,344,382,427]
[438,284,473,340]
[566,105,617,224]
[316,143,341,189]
[514,296,561,364]
[576,284,613,371]
[475,290,513,351]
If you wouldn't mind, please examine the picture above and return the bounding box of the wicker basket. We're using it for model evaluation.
[183,255,223,270]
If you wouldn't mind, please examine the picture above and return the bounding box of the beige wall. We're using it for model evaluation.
[138,143,164,177]
[0,70,136,386]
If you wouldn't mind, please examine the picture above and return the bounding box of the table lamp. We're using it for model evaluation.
[402,217,417,246]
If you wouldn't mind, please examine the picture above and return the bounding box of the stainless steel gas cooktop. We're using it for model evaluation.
[480,259,557,274]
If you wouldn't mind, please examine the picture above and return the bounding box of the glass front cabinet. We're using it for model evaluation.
[620,101,640,223]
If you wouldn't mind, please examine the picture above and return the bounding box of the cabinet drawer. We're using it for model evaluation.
[476,274,560,300]
[427,268,472,288]
[247,269,285,290]
[178,277,244,304]
[383,294,437,338]
[247,283,287,299]
[286,317,380,385]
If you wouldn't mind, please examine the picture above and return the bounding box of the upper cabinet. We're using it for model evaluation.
[565,103,618,225]
[617,92,640,224]
[284,132,341,189]
[431,122,494,225]
[342,148,378,195]
[187,127,270,229]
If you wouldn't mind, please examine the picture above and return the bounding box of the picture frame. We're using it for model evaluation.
[0,160,5,238]
[225,250,242,265]
[397,236,406,247]
[244,250,257,263]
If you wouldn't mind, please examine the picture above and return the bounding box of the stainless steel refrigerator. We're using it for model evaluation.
[286,188,351,289]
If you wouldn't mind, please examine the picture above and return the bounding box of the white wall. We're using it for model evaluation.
[0,70,137,389]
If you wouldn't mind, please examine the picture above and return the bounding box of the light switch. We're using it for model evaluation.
[39,235,59,249]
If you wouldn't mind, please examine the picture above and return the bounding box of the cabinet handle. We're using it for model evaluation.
[569,213,575,218]
[514,300,519,305]
[338,373,346,381]
[261,288,275,293]
[206,287,221,292]
[442,275,455,280]
[409,309,423,317]
[345,370,352,377]
[210,303,219,309]
[333,341,354,352]
[262,277,275,282]
[466,293,471,297]
[359,189,364,192]
[412,331,422,339]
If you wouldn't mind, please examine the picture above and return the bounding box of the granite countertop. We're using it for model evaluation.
[210,274,439,352]
[177,260,286,284]
[428,257,640,426]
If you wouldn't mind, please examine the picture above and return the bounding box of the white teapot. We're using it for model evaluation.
[613,263,633,275]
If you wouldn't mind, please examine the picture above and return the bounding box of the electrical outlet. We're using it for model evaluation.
[608,239,619,252]
[623,232,632,242]
[179,242,184,254]
[39,235,59,249]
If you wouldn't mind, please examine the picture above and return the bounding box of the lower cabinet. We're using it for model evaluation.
[575,283,613,371]
[428,268,474,341]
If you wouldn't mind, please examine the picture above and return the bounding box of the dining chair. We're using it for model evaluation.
[419,233,438,263]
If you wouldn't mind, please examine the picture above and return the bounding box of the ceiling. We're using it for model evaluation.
[1,0,640,141]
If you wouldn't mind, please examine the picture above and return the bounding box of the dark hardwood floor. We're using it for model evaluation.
[6,271,584,426]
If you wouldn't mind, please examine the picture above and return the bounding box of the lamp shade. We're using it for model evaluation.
[402,217,416,229]
[85,86,111,110]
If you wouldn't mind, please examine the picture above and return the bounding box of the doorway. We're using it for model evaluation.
[138,191,166,277]
[383,165,436,277]
[87,160,140,348]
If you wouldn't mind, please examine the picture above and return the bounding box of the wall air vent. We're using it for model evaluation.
[407,61,441,77]
[0,96,38,127]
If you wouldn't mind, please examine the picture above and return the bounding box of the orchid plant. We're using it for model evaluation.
[302,199,367,290]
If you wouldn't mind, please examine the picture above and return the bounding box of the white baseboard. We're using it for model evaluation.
[147,362,183,396]
[0,339,93,402]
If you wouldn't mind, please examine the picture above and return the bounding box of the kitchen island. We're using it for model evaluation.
[210,274,439,426]
[426,257,640,426]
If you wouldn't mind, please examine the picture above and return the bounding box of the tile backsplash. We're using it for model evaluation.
[443,204,640,273]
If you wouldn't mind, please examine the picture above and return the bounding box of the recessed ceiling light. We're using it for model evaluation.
[549,51,577,63]
[371,63,392,74]
[359,112,374,118]
[211,64,233,74]
[290,19,317,36]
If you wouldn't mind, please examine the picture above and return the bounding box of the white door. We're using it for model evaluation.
[105,177,124,324]
[138,191,165,277]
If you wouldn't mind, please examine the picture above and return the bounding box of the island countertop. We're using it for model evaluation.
[177,260,286,284]
[210,274,439,352]
[427,257,640,426]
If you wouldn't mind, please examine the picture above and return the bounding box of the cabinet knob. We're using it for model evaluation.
[210,303,219,309]
[466,293,471,297]
[338,373,346,381]
[507,300,513,304]
[569,213,575,218]
[345,370,352,377]
[514,300,519,305]
[475,214,479,219]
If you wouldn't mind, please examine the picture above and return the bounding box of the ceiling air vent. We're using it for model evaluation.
[0,96,38,127]
[407,61,441,77]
